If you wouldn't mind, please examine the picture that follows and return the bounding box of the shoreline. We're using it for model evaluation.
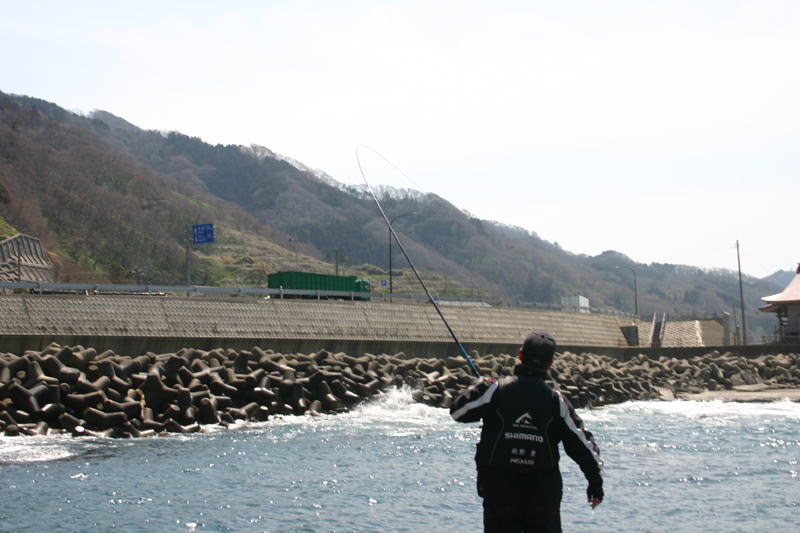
[2,345,799,438]
[676,385,800,403]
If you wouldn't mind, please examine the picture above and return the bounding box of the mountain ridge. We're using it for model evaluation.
[763,269,795,289]
[0,91,783,340]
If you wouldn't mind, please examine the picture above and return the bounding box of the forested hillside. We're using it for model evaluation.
[0,93,299,285]
[0,91,784,340]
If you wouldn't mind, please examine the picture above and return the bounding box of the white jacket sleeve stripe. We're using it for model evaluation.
[557,391,602,468]
[451,381,498,421]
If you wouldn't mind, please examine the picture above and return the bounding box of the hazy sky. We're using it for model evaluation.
[1,1,796,278]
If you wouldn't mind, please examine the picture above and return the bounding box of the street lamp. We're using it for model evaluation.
[389,212,416,301]
[616,266,638,319]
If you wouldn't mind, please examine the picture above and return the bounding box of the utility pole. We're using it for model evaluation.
[185,227,193,286]
[389,212,416,302]
[616,265,638,319]
[185,223,214,293]
[736,240,747,345]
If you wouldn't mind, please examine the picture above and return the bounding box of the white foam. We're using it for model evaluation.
[220,386,454,442]
[351,386,442,421]
[0,436,78,463]
[7,393,791,457]
[599,399,800,420]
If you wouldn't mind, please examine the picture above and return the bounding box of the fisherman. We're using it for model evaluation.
[450,331,603,533]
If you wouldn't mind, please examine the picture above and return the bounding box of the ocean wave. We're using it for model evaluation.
[0,435,83,463]
[3,392,796,464]
[618,398,800,419]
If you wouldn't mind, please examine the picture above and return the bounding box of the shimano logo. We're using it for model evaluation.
[513,412,538,430]
[504,432,544,443]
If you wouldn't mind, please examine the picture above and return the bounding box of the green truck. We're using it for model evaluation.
[267,271,372,301]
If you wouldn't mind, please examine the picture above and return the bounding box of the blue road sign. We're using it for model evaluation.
[192,223,215,244]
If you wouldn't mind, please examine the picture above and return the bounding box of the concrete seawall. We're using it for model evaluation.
[0,294,631,356]
[0,294,795,359]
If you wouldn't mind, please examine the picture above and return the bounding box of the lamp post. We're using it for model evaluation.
[736,240,747,345]
[389,212,416,301]
[616,266,638,319]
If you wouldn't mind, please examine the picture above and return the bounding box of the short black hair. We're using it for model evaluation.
[520,331,556,367]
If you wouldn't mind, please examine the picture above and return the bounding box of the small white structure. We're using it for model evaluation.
[760,264,800,343]
[0,234,54,283]
[561,295,590,314]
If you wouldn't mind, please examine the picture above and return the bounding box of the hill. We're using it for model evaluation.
[0,92,312,285]
[763,269,795,289]
[0,91,784,340]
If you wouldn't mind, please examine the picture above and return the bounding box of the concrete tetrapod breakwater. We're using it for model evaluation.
[1,345,799,438]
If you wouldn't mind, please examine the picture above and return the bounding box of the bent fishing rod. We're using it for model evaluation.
[356,146,481,378]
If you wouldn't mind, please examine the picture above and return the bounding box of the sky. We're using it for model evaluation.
[1,1,797,279]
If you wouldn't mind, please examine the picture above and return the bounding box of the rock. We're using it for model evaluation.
[2,342,797,439]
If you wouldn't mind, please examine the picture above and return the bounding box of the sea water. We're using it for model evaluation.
[1,389,798,533]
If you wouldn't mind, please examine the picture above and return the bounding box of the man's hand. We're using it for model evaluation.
[586,483,603,509]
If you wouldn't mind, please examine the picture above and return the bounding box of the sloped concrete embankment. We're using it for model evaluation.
[0,295,632,357]
[1,345,799,438]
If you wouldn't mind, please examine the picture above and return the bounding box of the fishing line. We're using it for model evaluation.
[356,145,481,378]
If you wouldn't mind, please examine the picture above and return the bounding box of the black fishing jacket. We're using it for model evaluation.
[450,364,603,501]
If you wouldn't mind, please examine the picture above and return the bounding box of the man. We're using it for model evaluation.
[450,331,603,533]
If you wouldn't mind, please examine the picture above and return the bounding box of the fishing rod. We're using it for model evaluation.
[356,145,481,378]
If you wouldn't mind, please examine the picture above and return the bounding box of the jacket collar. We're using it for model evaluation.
[513,363,549,379]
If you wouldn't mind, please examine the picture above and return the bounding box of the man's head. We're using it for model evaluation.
[518,331,557,369]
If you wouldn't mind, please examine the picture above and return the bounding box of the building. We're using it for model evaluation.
[760,264,800,343]
[561,295,590,314]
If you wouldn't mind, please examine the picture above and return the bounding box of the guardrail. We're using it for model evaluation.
[0,281,636,317]
[0,281,498,305]
[0,281,376,301]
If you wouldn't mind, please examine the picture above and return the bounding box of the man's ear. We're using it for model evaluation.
[518,349,523,362]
